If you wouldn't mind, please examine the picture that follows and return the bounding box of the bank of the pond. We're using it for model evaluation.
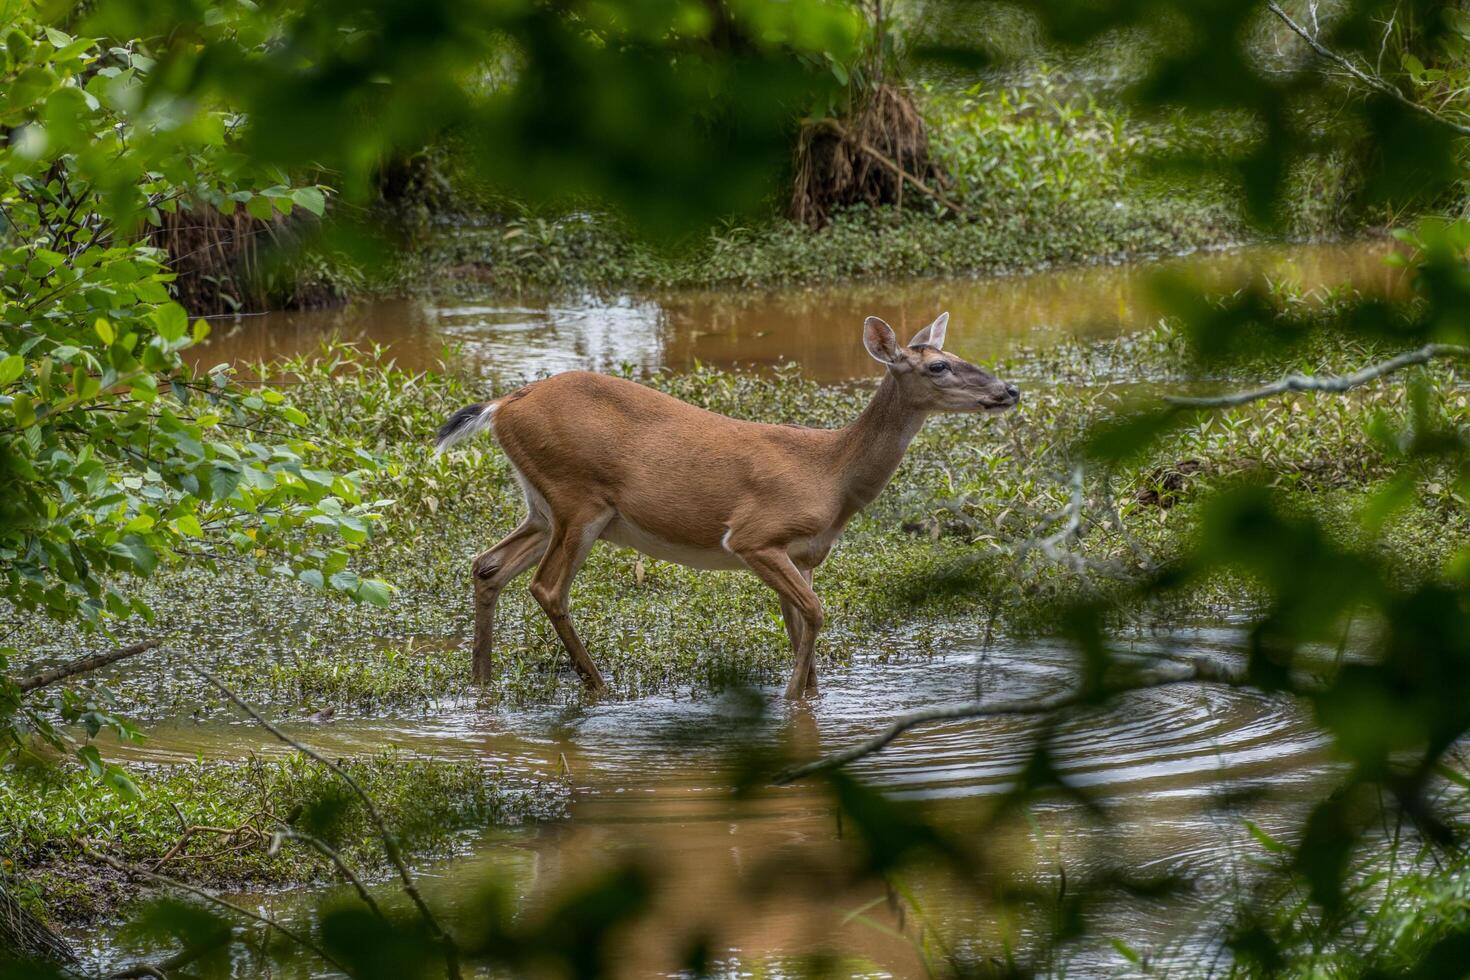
[358,78,1362,299]
[1,751,565,924]
[409,193,1253,298]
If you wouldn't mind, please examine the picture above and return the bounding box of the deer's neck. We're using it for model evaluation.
[832,373,928,509]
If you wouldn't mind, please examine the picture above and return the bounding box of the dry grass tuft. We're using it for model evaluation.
[789,82,952,228]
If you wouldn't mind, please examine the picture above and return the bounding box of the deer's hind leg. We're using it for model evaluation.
[778,567,818,693]
[472,519,550,684]
[529,509,612,693]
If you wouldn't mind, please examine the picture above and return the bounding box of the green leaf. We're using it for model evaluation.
[0,354,24,385]
[116,535,158,575]
[291,186,327,216]
[329,571,359,593]
[103,764,143,800]
[1109,938,1142,965]
[1244,819,1286,854]
[356,578,392,607]
[335,514,369,543]
[153,303,188,343]
[245,195,275,221]
[95,318,115,344]
[209,465,242,502]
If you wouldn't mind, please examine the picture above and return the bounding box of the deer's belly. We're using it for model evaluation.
[601,516,747,571]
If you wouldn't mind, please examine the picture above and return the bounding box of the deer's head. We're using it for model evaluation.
[863,313,1019,414]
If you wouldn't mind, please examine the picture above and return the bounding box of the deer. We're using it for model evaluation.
[435,312,1020,699]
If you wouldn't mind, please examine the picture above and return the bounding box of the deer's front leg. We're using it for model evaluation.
[739,548,823,699]
[471,520,549,684]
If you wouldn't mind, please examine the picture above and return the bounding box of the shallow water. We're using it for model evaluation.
[197,239,1404,384]
[91,628,1330,977]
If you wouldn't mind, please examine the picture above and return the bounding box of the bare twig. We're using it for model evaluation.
[1265,0,1470,137]
[152,822,269,871]
[14,639,163,693]
[1100,468,1154,570]
[196,670,461,979]
[83,845,348,974]
[774,663,1241,784]
[1032,465,1085,561]
[1164,343,1470,409]
[1003,465,1136,579]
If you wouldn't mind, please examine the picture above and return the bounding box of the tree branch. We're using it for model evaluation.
[1265,0,1470,137]
[773,663,1241,784]
[1163,342,1470,409]
[196,670,461,979]
[14,639,163,694]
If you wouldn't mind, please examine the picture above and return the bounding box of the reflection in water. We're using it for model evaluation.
[196,240,1405,384]
[98,629,1328,976]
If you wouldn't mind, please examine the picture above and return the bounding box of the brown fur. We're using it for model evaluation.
[461,314,1018,698]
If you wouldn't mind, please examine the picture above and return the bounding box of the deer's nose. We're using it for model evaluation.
[1004,383,1020,401]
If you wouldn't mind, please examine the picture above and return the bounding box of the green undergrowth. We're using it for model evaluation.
[0,751,564,923]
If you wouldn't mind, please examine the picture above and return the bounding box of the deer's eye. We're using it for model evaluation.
[928,361,950,374]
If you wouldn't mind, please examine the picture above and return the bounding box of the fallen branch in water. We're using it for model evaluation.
[196,669,461,979]
[15,639,163,693]
[1265,1,1470,138]
[773,662,1241,784]
[1164,343,1470,410]
[151,819,271,872]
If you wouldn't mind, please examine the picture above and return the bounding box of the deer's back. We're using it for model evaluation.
[492,372,841,548]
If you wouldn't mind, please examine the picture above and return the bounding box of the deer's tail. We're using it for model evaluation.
[434,400,500,454]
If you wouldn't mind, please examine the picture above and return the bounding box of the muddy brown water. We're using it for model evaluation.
[196,239,1405,384]
[86,241,1399,976]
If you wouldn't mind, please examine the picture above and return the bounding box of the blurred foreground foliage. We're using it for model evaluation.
[8,0,1470,976]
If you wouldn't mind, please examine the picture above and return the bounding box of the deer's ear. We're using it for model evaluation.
[908,311,949,350]
[863,316,901,365]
